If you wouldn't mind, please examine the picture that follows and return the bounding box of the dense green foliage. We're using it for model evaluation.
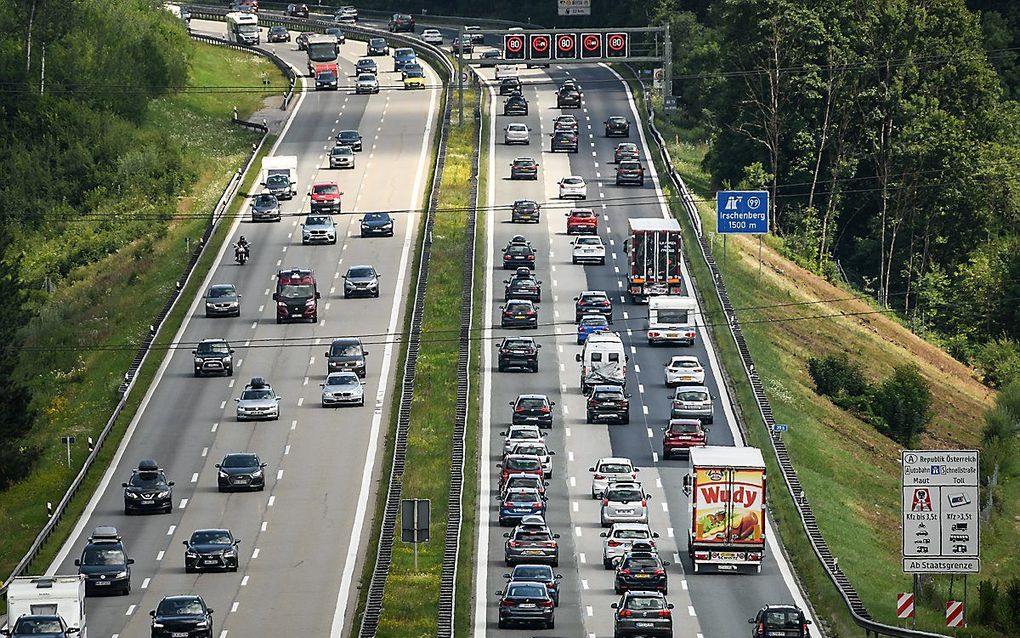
[0,0,192,486]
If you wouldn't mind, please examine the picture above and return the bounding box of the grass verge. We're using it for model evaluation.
[0,42,281,587]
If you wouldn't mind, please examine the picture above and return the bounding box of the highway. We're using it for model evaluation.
[474,61,817,637]
[44,21,439,638]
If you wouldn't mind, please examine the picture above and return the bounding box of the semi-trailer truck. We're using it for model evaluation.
[623,218,683,303]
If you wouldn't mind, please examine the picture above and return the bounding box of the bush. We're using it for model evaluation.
[873,364,933,446]
[973,338,1020,389]
[977,580,999,626]
[806,353,870,398]
[0,442,41,490]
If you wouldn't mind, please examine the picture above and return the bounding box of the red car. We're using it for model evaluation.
[661,418,707,458]
[566,208,598,235]
[310,182,342,213]
[498,454,544,488]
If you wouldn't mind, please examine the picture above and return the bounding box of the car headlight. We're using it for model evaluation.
[156,490,170,498]
[196,620,209,628]
[278,301,287,308]
[222,356,231,363]
[223,547,237,557]
[252,469,263,477]
[126,491,139,499]
[152,622,164,628]
[205,302,215,308]
[218,470,228,478]
[115,570,129,578]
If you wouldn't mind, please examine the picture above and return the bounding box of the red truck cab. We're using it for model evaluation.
[662,419,707,459]
[310,182,342,213]
[273,268,320,323]
[566,208,598,235]
[314,63,339,91]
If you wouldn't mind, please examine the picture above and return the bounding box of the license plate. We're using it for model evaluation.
[524,549,543,555]
[234,478,248,483]
[717,552,739,559]
[172,633,189,637]
[204,559,219,565]
[141,500,154,505]
[680,375,692,380]
[667,332,679,338]
[519,603,536,609]
[515,315,525,319]
[636,622,654,628]
[617,510,633,515]
[96,581,111,586]
[636,574,651,578]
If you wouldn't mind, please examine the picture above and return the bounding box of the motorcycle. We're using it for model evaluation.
[234,243,250,265]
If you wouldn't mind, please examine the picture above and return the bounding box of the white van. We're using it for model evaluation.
[647,296,698,345]
[575,332,627,392]
[6,575,87,638]
[495,64,519,80]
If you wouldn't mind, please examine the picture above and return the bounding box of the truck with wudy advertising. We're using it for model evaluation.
[623,218,683,303]
[682,446,766,573]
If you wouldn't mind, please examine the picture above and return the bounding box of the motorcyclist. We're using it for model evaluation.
[234,236,250,263]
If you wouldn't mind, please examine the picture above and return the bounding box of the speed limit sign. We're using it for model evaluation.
[555,32,577,59]
[606,32,629,58]
[504,34,526,60]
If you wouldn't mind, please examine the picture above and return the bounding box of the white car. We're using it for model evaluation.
[558,176,587,199]
[355,73,379,94]
[502,424,544,455]
[421,28,443,45]
[510,441,554,478]
[495,63,519,80]
[600,481,649,527]
[571,236,606,265]
[601,523,659,569]
[664,355,706,387]
[464,25,484,44]
[589,457,639,499]
[504,122,530,145]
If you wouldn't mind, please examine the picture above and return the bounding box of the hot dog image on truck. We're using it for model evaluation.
[682,446,766,573]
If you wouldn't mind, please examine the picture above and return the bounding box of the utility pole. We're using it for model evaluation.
[40,43,46,94]
[457,27,464,125]
[662,26,672,110]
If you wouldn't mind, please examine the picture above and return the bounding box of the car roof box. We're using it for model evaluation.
[138,459,159,472]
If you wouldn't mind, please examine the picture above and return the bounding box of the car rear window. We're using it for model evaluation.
[607,488,643,502]
[765,610,803,629]
[626,596,665,610]
[676,390,709,402]
[508,458,541,470]
[506,491,538,503]
[513,565,551,579]
[599,463,632,474]
[515,529,551,542]
[670,421,702,433]
[615,529,650,540]
[623,556,660,570]
[507,584,546,597]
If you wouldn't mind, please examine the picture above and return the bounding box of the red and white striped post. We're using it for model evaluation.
[946,600,965,630]
[897,593,915,621]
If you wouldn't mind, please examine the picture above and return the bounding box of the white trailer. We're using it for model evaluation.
[647,295,698,345]
[226,12,259,45]
[6,575,87,637]
[259,156,298,199]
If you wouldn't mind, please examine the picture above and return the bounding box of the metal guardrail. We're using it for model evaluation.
[0,33,271,601]
[633,78,951,638]
[188,31,297,109]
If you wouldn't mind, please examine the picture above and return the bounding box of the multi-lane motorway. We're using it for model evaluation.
[474,62,817,637]
[44,21,439,638]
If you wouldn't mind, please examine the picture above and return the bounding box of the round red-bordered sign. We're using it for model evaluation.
[505,34,524,54]
[531,34,550,55]
[582,34,600,52]
[607,33,626,52]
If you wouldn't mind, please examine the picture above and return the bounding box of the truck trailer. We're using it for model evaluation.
[683,446,766,573]
[6,575,87,637]
[623,218,683,303]
[647,296,699,345]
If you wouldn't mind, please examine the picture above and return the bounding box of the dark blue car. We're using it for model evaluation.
[498,487,547,526]
[360,212,394,237]
[577,314,610,344]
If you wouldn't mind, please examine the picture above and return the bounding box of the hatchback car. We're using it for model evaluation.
[614,544,670,594]
[558,175,587,199]
[501,299,538,328]
[662,418,708,458]
[421,29,443,45]
[749,605,813,638]
[498,487,547,526]
[551,130,578,153]
[602,481,649,526]
[616,161,646,186]
[403,68,426,89]
[511,394,554,426]
[615,142,640,163]
[320,371,365,407]
[572,236,606,265]
[343,265,380,298]
[613,591,674,637]
[6,615,77,637]
[508,441,554,477]
[367,37,389,55]
[557,86,581,108]
[215,452,266,492]
[605,115,631,137]
[122,459,174,514]
[510,157,538,180]
[502,243,536,269]
[234,377,281,421]
[267,25,290,42]
[504,95,529,116]
[326,337,368,377]
[329,144,355,169]
[503,517,560,567]
[335,129,363,151]
[310,182,342,213]
[204,283,240,318]
[498,76,521,95]
[76,527,133,596]
[602,522,659,569]
[577,314,610,344]
[590,457,639,499]
[301,214,337,245]
[250,192,281,222]
[504,564,562,606]
[566,207,598,234]
[355,73,379,94]
[355,58,378,75]
[504,123,530,145]
[497,337,540,373]
[510,199,540,223]
[183,529,239,573]
[575,290,613,322]
[149,596,214,638]
[496,581,555,629]
[587,384,631,423]
[504,273,541,302]
[360,211,394,237]
[553,114,579,132]
[501,424,545,455]
[498,454,544,487]
[193,338,234,377]
[664,355,706,386]
[670,385,714,422]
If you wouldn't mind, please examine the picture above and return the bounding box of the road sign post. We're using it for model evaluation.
[401,498,431,572]
[60,435,75,468]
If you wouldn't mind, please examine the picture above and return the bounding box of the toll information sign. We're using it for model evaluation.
[902,450,980,573]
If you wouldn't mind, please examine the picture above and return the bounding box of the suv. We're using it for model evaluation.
[749,605,813,638]
[586,385,630,424]
[614,543,670,594]
[616,161,646,186]
[343,264,381,298]
[504,516,560,566]
[604,115,631,137]
[496,581,555,629]
[309,182,342,213]
[662,418,708,458]
[150,596,214,638]
[551,130,578,153]
[326,337,368,377]
[511,199,540,223]
[122,459,174,514]
[590,457,639,499]
[76,527,133,596]
[498,337,540,372]
[504,270,541,302]
[193,338,234,377]
[670,385,714,422]
[557,86,581,108]
[510,157,538,180]
[501,299,538,329]
[498,455,544,487]
[273,268,319,323]
[504,95,529,116]
[601,522,659,569]
[234,377,281,421]
[388,13,415,32]
[504,565,562,607]
[182,529,239,573]
[361,212,394,237]
[613,591,674,638]
[503,243,536,269]
[574,290,613,322]
[250,192,281,222]
[393,48,417,72]
[367,37,389,55]
[566,208,598,234]
[615,142,640,163]
[510,394,554,426]
[204,283,240,317]
[572,236,606,265]
[301,214,337,245]
[601,481,649,526]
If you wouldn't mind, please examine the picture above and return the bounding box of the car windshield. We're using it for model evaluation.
[671,421,702,433]
[241,389,273,400]
[254,194,276,206]
[348,267,375,278]
[207,285,234,298]
[339,131,360,141]
[266,174,288,186]
[82,546,126,565]
[599,463,632,474]
[765,610,803,629]
[581,294,606,303]
[196,342,229,355]
[620,162,641,169]
[326,373,359,386]
[514,159,535,166]
[13,618,64,634]
[331,342,363,356]
[514,566,550,580]
[270,26,285,33]
[582,318,608,327]
[676,390,709,402]
[128,471,164,487]
[507,584,546,598]
[610,116,626,124]
[623,556,660,570]
[359,74,375,82]
[191,530,232,545]
[508,458,541,470]
[627,596,665,610]
[370,38,385,46]
[313,184,339,195]
[506,491,539,503]
[615,529,650,540]
[157,598,205,616]
[406,70,424,78]
[222,454,258,468]
[332,146,352,156]
[395,48,413,57]
[279,284,313,300]
[572,211,594,218]
[510,280,534,289]
[305,216,330,226]
[364,213,389,222]
[517,397,546,409]
[607,487,643,501]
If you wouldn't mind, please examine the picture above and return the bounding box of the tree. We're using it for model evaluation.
[873,364,933,445]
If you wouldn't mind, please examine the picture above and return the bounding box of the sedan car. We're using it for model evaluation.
[558,175,587,199]
[193,338,233,377]
[510,157,538,180]
[749,604,813,638]
[76,527,133,596]
[393,47,416,71]
[511,394,554,426]
[498,487,547,526]
[590,457,639,499]
[504,122,530,145]
[615,142,640,163]
[388,12,415,32]
[301,214,337,245]
[320,371,365,407]
[502,243,536,269]
[501,299,538,328]
[551,130,578,153]
[497,337,540,373]
[510,198,540,222]
[503,94,529,116]
[183,529,239,573]
[670,385,714,422]
[149,595,214,638]
[343,264,380,298]
[5,615,78,637]
[602,522,659,569]
[613,591,674,638]
[263,172,294,200]
[574,290,613,322]
[572,236,606,265]
[605,115,631,137]
[504,272,541,302]
[557,86,581,108]
[267,25,290,43]
[662,418,708,458]
[360,211,394,237]
[234,377,281,421]
[496,581,555,629]
[215,452,266,492]
[329,144,355,169]
[566,207,598,234]
[355,73,379,94]
[504,564,562,607]
[367,37,389,55]
[326,337,368,377]
[601,481,649,526]
[503,516,560,567]
[499,76,521,95]
[250,192,281,222]
[285,3,308,17]
[122,459,174,514]
[204,283,240,317]
[664,355,705,386]
[355,57,378,75]
[335,129,363,151]
[421,29,443,45]
[614,544,670,594]
[577,314,610,344]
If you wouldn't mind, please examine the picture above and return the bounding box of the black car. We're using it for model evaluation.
[575,290,613,322]
[511,394,554,426]
[504,273,541,302]
[149,596,214,638]
[501,299,538,329]
[605,115,631,137]
[267,25,290,43]
[5,615,77,638]
[586,385,631,424]
[499,77,521,95]
[509,157,538,180]
[551,130,578,153]
[616,161,646,186]
[122,459,174,514]
[335,129,363,151]
[326,337,368,377]
[749,605,812,638]
[503,95,529,116]
[613,591,675,638]
[504,564,562,606]
[503,243,536,269]
[263,172,294,200]
[193,338,234,377]
[250,191,281,221]
[324,27,346,45]
[510,199,540,223]
[367,37,389,56]
[356,58,378,75]
[557,87,581,108]
[614,544,670,594]
[216,452,266,492]
[479,50,502,67]
[496,582,555,629]
[360,211,395,237]
[388,13,415,32]
[497,337,540,372]
[204,283,240,317]
[286,3,308,17]
[183,529,240,573]
[76,527,133,596]
[315,67,338,90]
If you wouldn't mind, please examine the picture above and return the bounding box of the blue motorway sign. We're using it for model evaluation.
[716,190,769,234]
[772,423,788,433]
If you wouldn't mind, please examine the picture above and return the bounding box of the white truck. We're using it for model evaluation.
[6,575,87,637]
[575,332,627,393]
[259,156,297,200]
[225,11,259,46]
[647,295,698,346]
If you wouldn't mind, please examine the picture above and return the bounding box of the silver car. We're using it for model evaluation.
[204,283,241,317]
[571,236,606,265]
[329,144,355,169]
[510,441,554,478]
[503,516,560,567]
[234,377,281,421]
[320,371,365,407]
[250,192,281,222]
[601,523,659,569]
[502,424,543,455]
[600,481,649,527]
[670,385,714,423]
[356,73,379,94]
[343,265,380,298]
[590,457,639,499]
[301,214,337,245]
[504,123,530,145]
